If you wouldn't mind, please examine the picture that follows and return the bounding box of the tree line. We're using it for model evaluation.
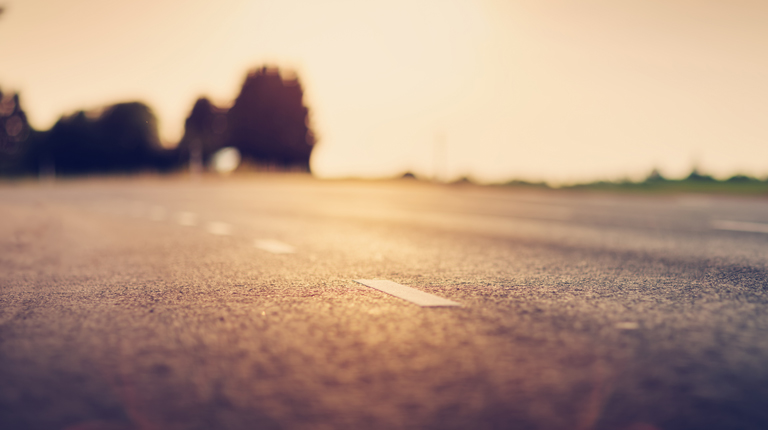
[0,66,315,177]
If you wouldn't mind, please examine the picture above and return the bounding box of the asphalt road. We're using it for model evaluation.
[2,175,768,430]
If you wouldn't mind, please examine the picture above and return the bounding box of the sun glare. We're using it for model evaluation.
[1,0,768,182]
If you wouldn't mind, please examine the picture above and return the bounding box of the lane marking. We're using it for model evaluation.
[711,220,768,234]
[615,322,639,330]
[206,221,232,236]
[254,239,296,254]
[354,279,460,307]
[149,205,166,221]
[130,202,144,218]
[177,211,198,226]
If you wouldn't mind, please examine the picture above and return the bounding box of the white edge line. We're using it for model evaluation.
[711,220,768,234]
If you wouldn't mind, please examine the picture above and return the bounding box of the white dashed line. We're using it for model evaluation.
[711,220,768,234]
[254,239,296,254]
[130,202,144,218]
[354,279,460,307]
[206,221,232,236]
[615,322,640,330]
[177,211,198,226]
[149,206,166,221]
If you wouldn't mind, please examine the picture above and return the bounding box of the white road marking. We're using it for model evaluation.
[177,211,198,226]
[254,239,296,254]
[130,202,144,218]
[206,221,232,236]
[711,220,768,234]
[615,322,639,330]
[354,279,460,307]
[149,206,166,221]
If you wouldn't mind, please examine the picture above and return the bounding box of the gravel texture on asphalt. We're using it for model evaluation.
[1,176,767,430]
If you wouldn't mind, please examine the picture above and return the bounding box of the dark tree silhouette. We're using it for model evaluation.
[0,89,34,175]
[686,167,715,182]
[225,67,315,171]
[176,97,228,165]
[2,64,316,176]
[39,102,172,174]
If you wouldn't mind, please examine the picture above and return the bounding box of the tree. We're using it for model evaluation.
[176,97,228,166]
[40,102,170,174]
[0,89,34,175]
[225,67,315,171]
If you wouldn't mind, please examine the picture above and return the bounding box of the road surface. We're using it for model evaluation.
[1,175,768,430]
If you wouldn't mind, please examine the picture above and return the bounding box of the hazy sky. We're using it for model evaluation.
[1,0,767,183]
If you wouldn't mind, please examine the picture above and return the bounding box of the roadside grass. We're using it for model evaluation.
[562,179,768,195]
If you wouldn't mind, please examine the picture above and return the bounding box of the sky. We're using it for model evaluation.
[1,0,767,184]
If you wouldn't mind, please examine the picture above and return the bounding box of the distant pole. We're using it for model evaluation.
[433,133,445,183]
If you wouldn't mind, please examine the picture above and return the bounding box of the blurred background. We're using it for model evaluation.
[1,0,767,185]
